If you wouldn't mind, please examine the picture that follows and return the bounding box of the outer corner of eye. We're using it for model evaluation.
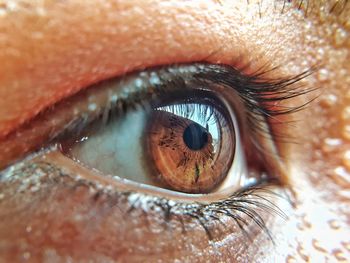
[51,63,286,200]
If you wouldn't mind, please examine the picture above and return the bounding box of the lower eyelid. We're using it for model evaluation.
[1,152,286,248]
[1,160,284,255]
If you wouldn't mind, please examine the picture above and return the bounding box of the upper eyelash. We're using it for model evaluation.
[39,63,314,148]
[0,63,315,171]
[185,63,317,140]
[98,63,315,139]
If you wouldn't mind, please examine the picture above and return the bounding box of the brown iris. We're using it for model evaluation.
[145,103,235,194]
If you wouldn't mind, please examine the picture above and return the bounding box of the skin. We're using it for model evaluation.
[0,0,350,262]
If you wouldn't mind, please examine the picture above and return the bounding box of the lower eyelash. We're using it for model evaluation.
[105,182,288,243]
[2,155,287,244]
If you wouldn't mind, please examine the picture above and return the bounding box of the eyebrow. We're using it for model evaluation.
[288,0,350,26]
[247,0,350,27]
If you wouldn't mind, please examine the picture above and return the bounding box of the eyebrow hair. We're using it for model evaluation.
[246,0,350,28]
[288,0,350,27]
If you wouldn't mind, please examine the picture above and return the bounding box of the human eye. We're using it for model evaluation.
[2,61,312,199]
[1,0,350,262]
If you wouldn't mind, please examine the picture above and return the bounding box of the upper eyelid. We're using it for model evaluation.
[1,0,326,144]
[0,63,313,171]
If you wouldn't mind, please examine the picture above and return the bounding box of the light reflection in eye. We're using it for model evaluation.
[146,102,235,194]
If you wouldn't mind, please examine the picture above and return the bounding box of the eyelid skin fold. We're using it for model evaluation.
[0,0,313,140]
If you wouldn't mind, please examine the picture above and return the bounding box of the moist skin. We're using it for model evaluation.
[0,0,349,262]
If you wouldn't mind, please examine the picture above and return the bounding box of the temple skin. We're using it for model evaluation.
[0,0,350,262]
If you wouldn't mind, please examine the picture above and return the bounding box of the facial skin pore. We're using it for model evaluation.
[0,0,349,262]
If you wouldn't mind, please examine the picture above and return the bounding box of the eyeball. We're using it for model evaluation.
[60,94,247,195]
[145,102,235,193]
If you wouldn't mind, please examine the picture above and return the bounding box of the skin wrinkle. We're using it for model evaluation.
[0,0,350,262]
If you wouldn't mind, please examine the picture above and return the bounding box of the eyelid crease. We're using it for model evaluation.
[0,63,315,172]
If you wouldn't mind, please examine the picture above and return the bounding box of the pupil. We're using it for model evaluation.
[183,123,209,151]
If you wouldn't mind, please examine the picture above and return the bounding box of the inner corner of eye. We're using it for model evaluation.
[58,81,280,197]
